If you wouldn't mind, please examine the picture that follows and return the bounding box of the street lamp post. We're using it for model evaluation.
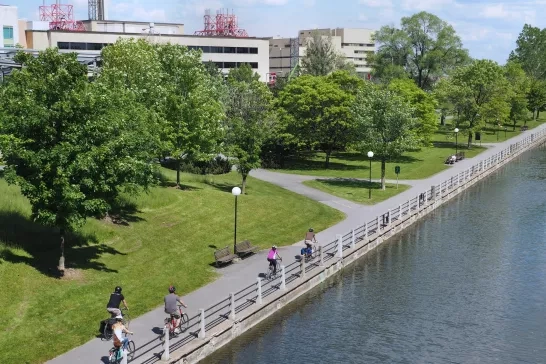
[454,128,459,154]
[367,151,374,199]
[231,187,241,254]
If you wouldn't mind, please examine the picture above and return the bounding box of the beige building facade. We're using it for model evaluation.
[23,20,270,81]
[269,27,374,79]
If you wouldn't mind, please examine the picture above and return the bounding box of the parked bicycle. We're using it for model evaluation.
[108,332,135,363]
[266,258,282,280]
[165,304,189,337]
[102,308,130,340]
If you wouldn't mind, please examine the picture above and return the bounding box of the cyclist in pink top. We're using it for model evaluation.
[267,245,282,275]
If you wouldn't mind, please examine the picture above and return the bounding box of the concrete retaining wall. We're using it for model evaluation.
[164,131,546,364]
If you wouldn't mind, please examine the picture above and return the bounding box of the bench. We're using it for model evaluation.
[445,155,455,165]
[455,152,465,161]
[214,246,238,267]
[235,240,259,257]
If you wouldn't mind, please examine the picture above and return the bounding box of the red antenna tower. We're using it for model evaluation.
[39,1,86,32]
[194,9,248,37]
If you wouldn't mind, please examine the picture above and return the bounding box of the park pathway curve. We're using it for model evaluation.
[47,124,546,364]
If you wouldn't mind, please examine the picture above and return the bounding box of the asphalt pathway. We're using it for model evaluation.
[46,124,546,364]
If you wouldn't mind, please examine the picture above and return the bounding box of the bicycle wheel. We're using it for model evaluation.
[127,341,136,361]
[180,313,189,332]
[104,325,113,340]
[122,312,131,328]
[266,265,273,279]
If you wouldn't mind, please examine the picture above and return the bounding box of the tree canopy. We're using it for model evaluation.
[300,31,355,76]
[371,11,469,89]
[509,24,546,81]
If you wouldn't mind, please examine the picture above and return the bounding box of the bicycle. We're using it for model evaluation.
[108,333,135,364]
[266,258,282,280]
[165,305,189,337]
[103,308,130,340]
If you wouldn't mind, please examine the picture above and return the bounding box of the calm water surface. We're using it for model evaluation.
[202,145,546,364]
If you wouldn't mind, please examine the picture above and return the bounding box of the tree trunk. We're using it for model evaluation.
[324,147,332,169]
[440,114,445,126]
[176,158,181,188]
[513,119,517,131]
[534,108,538,121]
[58,227,66,276]
[467,131,473,149]
[381,159,386,190]
[242,173,248,194]
[538,109,541,119]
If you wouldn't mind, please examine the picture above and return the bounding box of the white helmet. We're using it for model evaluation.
[272,245,277,249]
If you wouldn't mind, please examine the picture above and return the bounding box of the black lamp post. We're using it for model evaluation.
[231,187,241,253]
[454,128,459,154]
[367,151,374,199]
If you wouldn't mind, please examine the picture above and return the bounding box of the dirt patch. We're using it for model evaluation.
[102,214,129,226]
[60,268,85,281]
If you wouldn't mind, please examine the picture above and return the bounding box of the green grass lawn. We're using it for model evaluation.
[0,169,344,364]
[303,179,411,204]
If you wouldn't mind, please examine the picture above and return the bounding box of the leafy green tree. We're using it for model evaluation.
[509,24,546,80]
[372,11,469,89]
[0,49,157,273]
[226,71,275,193]
[352,85,419,190]
[300,30,353,76]
[526,80,546,121]
[504,61,531,130]
[442,60,510,147]
[227,63,261,83]
[388,78,438,145]
[276,73,361,167]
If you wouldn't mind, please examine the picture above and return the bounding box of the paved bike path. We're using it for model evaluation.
[47,125,546,364]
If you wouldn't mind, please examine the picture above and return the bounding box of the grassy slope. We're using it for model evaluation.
[0,169,344,364]
[303,179,411,204]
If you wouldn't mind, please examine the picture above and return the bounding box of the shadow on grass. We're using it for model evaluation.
[279,158,367,172]
[0,211,123,277]
[314,178,384,189]
[204,180,234,193]
[432,141,484,150]
[105,197,145,226]
[154,169,201,191]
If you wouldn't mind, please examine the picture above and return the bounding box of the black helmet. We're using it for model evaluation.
[115,286,122,294]
[309,228,314,232]
[169,286,176,293]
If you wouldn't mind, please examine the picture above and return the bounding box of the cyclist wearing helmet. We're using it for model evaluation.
[107,286,129,317]
[305,228,318,244]
[164,286,187,332]
[112,315,133,351]
[267,245,282,275]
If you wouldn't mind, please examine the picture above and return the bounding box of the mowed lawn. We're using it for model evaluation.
[271,117,545,180]
[303,179,411,204]
[0,169,344,364]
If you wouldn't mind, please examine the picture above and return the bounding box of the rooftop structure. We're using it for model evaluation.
[39,1,85,31]
[194,9,248,37]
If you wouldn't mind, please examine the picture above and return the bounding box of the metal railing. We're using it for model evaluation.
[129,128,546,363]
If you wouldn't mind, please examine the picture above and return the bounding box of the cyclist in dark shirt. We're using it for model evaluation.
[107,286,129,317]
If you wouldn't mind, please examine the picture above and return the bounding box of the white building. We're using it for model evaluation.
[269,27,375,79]
[0,4,19,48]
[22,20,270,81]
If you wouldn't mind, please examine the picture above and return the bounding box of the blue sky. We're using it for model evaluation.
[15,0,546,63]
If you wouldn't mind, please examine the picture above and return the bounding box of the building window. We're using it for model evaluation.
[57,42,70,49]
[201,46,211,53]
[209,46,223,53]
[87,43,104,50]
[237,47,249,54]
[223,62,236,68]
[249,47,258,54]
[224,47,236,54]
[69,42,86,50]
[187,46,199,51]
[3,26,13,40]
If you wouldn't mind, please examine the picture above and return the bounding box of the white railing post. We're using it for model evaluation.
[121,349,128,364]
[229,293,236,320]
[399,204,402,216]
[364,222,368,239]
[280,265,286,289]
[336,234,343,258]
[319,245,324,266]
[377,215,381,230]
[351,229,355,249]
[199,309,206,338]
[161,324,170,361]
[256,277,263,304]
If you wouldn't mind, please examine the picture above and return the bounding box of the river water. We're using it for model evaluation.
[202,145,546,364]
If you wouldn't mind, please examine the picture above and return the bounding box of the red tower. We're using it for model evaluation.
[194,9,248,37]
[39,2,86,31]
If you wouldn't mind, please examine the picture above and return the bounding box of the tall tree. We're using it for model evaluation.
[300,30,352,76]
[226,69,274,193]
[227,63,260,83]
[352,85,419,190]
[509,24,546,80]
[0,49,157,274]
[388,78,438,145]
[504,61,531,130]
[276,72,363,167]
[441,60,511,147]
[372,12,469,89]
[526,80,546,121]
